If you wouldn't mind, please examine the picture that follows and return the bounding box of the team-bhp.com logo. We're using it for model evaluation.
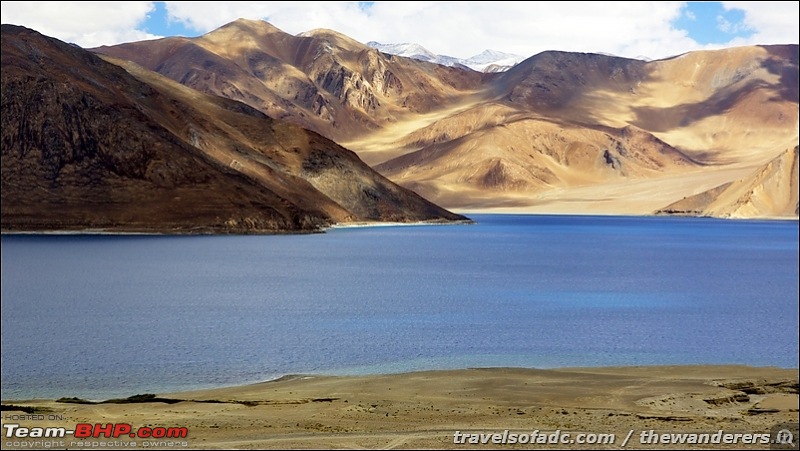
[4,423,188,439]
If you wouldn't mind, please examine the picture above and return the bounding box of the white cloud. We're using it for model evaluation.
[0,1,160,47]
[163,1,702,59]
[1,1,798,58]
[721,1,800,45]
[716,14,751,34]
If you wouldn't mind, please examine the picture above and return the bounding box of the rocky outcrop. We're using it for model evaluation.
[656,146,799,219]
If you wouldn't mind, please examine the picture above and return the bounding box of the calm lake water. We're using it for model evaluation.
[1,214,798,400]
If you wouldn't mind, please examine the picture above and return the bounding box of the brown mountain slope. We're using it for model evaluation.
[374,102,700,208]
[574,45,799,164]
[93,18,484,142]
[1,25,464,233]
[490,45,797,153]
[656,146,799,219]
[493,51,648,115]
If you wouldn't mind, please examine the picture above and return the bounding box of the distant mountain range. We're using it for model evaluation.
[2,18,797,229]
[92,19,798,219]
[366,42,524,72]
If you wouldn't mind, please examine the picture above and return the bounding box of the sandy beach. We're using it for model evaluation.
[2,366,797,450]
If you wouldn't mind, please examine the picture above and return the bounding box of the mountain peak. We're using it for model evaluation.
[218,18,282,34]
[198,19,293,55]
[297,28,365,50]
[473,49,513,59]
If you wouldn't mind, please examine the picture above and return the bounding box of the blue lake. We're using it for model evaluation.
[1,214,798,400]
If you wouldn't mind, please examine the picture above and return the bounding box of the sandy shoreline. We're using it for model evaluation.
[2,213,795,237]
[0,218,475,236]
[2,365,797,449]
[327,218,475,230]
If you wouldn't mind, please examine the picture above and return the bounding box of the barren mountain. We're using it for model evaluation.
[1,25,464,233]
[95,20,798,218]
[657,146,799,218]
[355,46,798,215]
[94,19,483,142]
[377,120,700,209]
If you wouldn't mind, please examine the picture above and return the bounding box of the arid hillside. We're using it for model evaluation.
[1,25,465,233]
[360,45,799,215]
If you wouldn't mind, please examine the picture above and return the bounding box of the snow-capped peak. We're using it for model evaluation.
[367,41,524,72]
[465,49,518,64]
[367,42,439,62]
[463,49,525,72]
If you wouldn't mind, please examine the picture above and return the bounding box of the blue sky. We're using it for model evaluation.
[673,2,755,44]
[1,1,797,59]
[140,1,193,38]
